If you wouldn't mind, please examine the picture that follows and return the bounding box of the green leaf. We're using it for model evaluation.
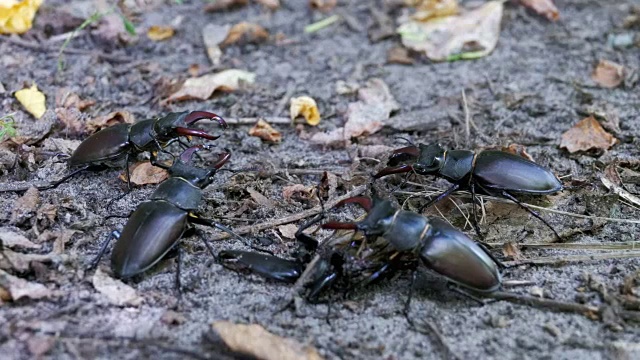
[122,16,136,35]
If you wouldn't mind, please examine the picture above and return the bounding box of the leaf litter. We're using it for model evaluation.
[592,60,625,89]
[92,268,143,307]
[163,69,256,103]
[560,116,618,154]
[0,269,52,302]
[290,96,321,126]
[248,119,282,143]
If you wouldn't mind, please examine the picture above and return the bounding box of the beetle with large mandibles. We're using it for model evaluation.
[88,145,244,284]
[374,143,563,241]
[0,111,228,193]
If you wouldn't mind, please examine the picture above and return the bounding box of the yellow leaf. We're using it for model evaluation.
[147,25,175,41]
[0,0,43,34]
[290,96,320,126]
[15,84,46,119]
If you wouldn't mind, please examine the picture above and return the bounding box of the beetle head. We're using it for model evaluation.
[412,144,445,175]
[169,145,230,188]
[322,196,396,237]
[153,111,227,141]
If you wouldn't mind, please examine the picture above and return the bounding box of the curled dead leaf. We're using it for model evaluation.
[92,268,143,306]
[409,0,459,21]
[290,96,321,126]
[310,0,337,12]
[282,184,316,204]
[147,25,175,41]
[120,161,169,185]
[204,0,248,12]
[0,269,52,301]
[519,0,559,21]
[10,187,40,225]
[560,116,618,154]
[211,321,323,360]
[247,188,276,208]
[248,119,281,143]
[344,78,399,139]
[0,228,40,250]
[86,111,135,134]
[278,224,299,239]
[164,69,256,103]
[592,60,625,89]
[222,22,269,46]
[501,144,534,162]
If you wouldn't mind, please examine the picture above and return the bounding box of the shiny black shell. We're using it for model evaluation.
[68,124,131,166]
[111,201,188,278]
[440,150,474,182]
[150,178,202,211]
[218,250,302,283]
[382,210,429,252]
[474,151,562,194]
[420,218,501,292]
[128,119,156,150]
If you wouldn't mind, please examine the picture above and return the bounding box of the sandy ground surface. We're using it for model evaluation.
[0,0,639,359]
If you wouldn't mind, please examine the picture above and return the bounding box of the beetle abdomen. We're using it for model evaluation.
[150,178,202,211]
[420,218,500,292]
[111,201,188,278]
[68,124,132,166]
[219,250,303,283]
[474,151,562,194]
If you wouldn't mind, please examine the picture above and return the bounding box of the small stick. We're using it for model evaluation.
[198,117,290,125]
[208,185,367,241]
[503,251,640,267]
[487,242,640,251]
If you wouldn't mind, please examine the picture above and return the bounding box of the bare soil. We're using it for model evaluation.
[1,1,639,359]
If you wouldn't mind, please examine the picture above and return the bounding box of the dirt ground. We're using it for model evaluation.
[1,0,639,359]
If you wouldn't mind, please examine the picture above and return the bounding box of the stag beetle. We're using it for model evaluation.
[89,145,244,282]
[374,143,563,241]
[4,111,227,193]
[322,196,502,306]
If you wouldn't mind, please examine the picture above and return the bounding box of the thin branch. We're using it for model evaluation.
[503,251,640,267]
[198,117,291,125]
[487,242,640,251]
[208,185,367,241]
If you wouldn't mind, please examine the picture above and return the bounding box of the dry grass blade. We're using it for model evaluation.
[503,251,640,267]
[487,242,640,250]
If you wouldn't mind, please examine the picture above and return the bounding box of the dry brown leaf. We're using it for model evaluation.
[55,107,85,135]
[147,25,175,41]
[26,335,55,357]
[204,0,248,12]
[409,0,459,21]
[344,78,399,139]
[10,187,40,225]
[211,321,323,360]
[1,249,68,272]
[51,229,78,254]
[282,184,315,203]
[0,269,52,301]
[310,0,337,12]
[0,228,40,250]
[120,161,169,185]
[290,96,321,126]
[202,23,232,66]
[55,88,95,110]
[85,111,135,134]
[501,144,534,162]
[601,164,640,208]
[222,22,269,46]
[92,268,143,306]
[164,69,256,103]
[248,119,281,143]
[592,60,625,89]
[502,241,522,260]
[398,1,503,61]
[560,116,618,153]
[247,188,276,208]
[256,0,280,10]
[519,0,559,21]
[387,46,414,65]
[278,224,299,239]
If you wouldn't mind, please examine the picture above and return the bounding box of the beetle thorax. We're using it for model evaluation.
[383,210,429,252]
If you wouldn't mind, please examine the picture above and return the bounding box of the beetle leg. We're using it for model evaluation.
[322,221,358,230]
[500,191,562,243]
[373,164,414,179]
[404,269,418,319]
[419,183,460,213]
[87,230,120,271]
[30,164,92,192]
[195,228,217,259]
[446,283,491,305]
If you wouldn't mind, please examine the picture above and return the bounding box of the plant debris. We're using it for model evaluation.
[256,0,280,10]
[202,23,231,65]
[120,161,169,185]
[592,60,625,89]
[519,0,559,21]
[147,25,175,41]
[222,22,269,46]
[247,188,276,208]
[85,111,135,134]
[210,321,323,360]
[408,0,459,21]
[248,119,282,143]
[204,0,248,12]
[310,0,337,12]
[398,1,503,61]
[10,186,40,225]
[0,269,52,301]
[0,228,40,250]
[92,268,143,307]
[282,184,316,204]
[290,96,321,126]
[0,0,43,34]
[601,164,640,208]
[560,116,618,154]
[15,84,46,119]
[164,69,256,103]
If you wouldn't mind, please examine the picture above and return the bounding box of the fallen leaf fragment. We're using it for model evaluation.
[164,69,256,103]
[15,84,46,119]
[203,0,248,12]
[211,321,323,360]
[85,111,135,134]
[202,23,232,65]
[601,164,640,208]
[55,88,95,110]
[387,46,414,64]
[592,60,625,89]
[409,0,459,21]
[120,161,169,185]
[247,188,276,208]
[282,184,315,203]
[502,241,522,260]
[0,0,43,34]
[278,224,299,239]
[0,269,52,301]
[10,186,40,225]
[519,0,559,21]
[147,25,175,41]
[256,0,280,10]
[398,1,503,61]
[0,228,40,250]
[290,96,321,126]
[26,335,55,357]
[310,0,336,12]
[249,119,281,143]
[1,249,68,272]
[501,144,534,161]
[92,268,143,306]
[344,78,399,139]
[560,116,618,154]
[222,22,269,46]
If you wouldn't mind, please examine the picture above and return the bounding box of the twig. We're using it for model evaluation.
[198,117,291,125]
[487,242,640,251]
[503,251,640,267]
[208,185,366,241]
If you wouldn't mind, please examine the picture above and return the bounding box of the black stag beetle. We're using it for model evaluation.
[374,143,563,241]
[1,111,227,193]
[89,145,245,285]
[322,195,502,308]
